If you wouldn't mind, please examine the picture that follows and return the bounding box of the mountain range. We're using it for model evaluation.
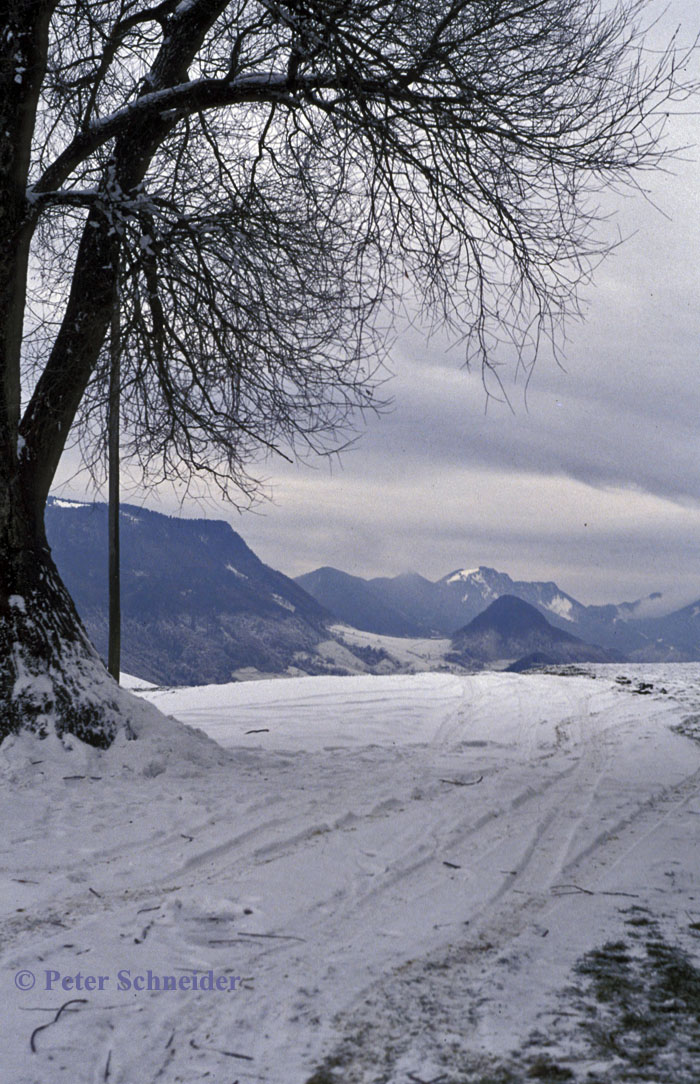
[45,498,700,682]
[295,564,688,660]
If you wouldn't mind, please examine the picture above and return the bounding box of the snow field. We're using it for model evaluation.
[1,668,699,1082]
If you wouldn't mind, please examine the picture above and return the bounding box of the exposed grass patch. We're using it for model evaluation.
[304,910,700,1084]
[523,910,700,1082]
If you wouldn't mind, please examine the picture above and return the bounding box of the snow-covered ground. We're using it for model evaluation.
[2,665,700,1082]
[327,624,455,672]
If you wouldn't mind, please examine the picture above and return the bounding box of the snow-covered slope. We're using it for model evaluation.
[2,667,700,1082]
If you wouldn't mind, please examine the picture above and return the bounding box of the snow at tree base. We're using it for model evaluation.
[3,665,700,1082]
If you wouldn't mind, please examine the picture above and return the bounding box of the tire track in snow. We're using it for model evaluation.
[301,712,700,1083]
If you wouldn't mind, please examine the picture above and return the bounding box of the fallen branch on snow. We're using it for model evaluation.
[30,998,88,1052]
[190,1038,253,1060]
[551,884,639,898]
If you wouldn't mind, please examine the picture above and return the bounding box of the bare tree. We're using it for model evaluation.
[0,0,689,745]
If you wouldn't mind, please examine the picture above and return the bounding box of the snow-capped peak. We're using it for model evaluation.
[446,567,485,584]
[49,497,90,509]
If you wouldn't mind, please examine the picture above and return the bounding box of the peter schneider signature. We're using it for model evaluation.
[14,968,242,993]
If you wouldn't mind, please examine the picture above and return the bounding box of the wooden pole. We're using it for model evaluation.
[107,288,121,682]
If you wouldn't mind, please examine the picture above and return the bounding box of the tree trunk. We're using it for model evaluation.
[0,2,125,747]
[0,481,126,747]
[0,0,234,747]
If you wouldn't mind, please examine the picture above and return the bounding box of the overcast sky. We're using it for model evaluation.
[55,0,700,610]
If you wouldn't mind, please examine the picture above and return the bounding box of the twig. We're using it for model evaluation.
[190,1039,253,1061]
[180,833,194,842]
[443,861,461,869]
[238,932,306,941]
[245,728,270,734]
[30,999,88,1053]
[89,887,102,898]
[440,776,483,786]
[208,939,251,945]
[551,884,639,899]
[104,1049,112,1081]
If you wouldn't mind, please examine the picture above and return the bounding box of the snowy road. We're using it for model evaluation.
[2,667,700,1082]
